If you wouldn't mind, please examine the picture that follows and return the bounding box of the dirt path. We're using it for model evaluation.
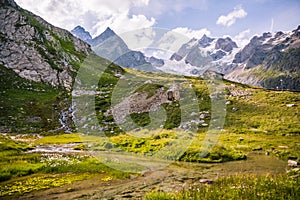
[12,153,287,200]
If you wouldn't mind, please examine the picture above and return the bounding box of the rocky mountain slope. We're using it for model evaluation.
[0,0,91,90]
[165,27,300,91]
[71,26,161,72]
[225,26,300,91]
[168,35,239,76]
[0,0,92,133]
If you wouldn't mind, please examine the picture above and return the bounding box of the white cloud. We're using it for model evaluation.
[154,27,210,53]
[92,12,155,37]
[234,29,251,47]
[119,27,156,50]
[130,0,207,18]
[15,0,155,37]
[216,5,247,27]
[172,27,211,39]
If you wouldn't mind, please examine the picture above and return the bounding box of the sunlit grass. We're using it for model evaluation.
[146,174,300,200]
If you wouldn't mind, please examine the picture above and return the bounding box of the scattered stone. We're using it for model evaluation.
[286,104,296,107]
[201,123,209,127]
[144,80,153,84]
[265,151,270,156]
[278,146,289,149]
[200,179,214,184]
[199,112,210,119]
[288,160,298,167]
[232,107,239,111]
[225,101,232,105]
[238,137,244,142]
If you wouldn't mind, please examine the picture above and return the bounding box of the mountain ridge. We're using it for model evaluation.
[226,26,300,91]
[71,26,162,72]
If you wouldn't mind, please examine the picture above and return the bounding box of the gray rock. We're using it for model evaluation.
[288,160,298,167]
[200,179,214,184]
[0,1,91,90]
[215,37,238,52]
[286,104,296,107]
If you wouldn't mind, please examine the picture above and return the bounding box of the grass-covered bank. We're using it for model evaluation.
[0,64,71,134]
[146,174,300,200]
[0,134,130,198]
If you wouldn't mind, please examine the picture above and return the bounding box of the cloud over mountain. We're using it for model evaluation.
[15,0,155,36]
[216,5,247,27]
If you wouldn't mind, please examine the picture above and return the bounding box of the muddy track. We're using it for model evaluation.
[11,154,286,200]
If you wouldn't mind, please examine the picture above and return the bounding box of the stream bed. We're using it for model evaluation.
[19,149,287,200]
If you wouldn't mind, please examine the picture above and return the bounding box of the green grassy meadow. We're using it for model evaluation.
[0,55,300,198]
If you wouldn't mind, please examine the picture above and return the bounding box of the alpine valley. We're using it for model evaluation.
[0,0,299,200]
[72,25,300,91]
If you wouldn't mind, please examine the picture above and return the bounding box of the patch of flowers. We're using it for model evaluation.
[0,174,90,196]
[40,153,89,167]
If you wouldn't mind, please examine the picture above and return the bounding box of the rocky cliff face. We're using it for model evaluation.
[0,0,93,133]
[226,26,300,91]
[0,0,91,90]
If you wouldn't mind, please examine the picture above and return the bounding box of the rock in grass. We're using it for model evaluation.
[200,179,214,184]
[286,104,296,107]
[288,160,298,167]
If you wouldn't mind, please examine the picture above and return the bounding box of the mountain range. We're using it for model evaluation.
[71,26,163,72]
[226,28,300,90]
[0,0,299,135]
[71,24,300,91]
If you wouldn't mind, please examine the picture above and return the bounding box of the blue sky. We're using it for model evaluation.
[141,0,300,36]
[15,0,300,47]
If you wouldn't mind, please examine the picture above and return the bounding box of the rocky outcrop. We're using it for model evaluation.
[0,0,91,90]
[110,84,180,124]
[215,37,238,52]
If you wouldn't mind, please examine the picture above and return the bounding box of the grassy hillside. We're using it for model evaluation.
[0,64,69,133]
